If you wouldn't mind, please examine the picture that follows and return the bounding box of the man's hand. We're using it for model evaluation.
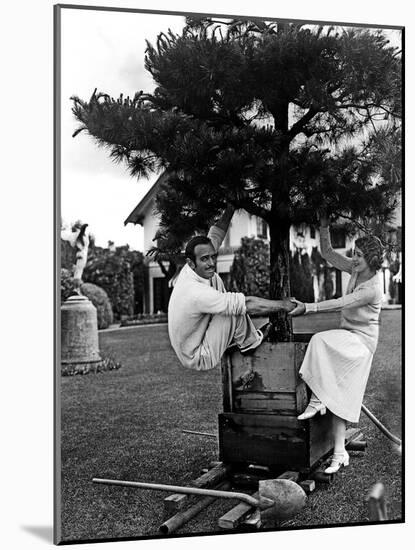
[288,298,306,316]
[281,298,296,313]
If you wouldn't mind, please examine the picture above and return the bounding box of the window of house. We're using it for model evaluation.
[310,226,316,239]
[153,277,170,313]
[256,217,268,239]
[331,228,346,249]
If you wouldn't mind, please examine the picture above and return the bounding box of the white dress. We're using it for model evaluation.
[299,227,383,422]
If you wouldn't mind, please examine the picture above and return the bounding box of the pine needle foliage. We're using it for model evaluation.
[71,19,401,339]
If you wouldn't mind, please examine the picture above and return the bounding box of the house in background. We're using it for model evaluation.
[125,174,401,314]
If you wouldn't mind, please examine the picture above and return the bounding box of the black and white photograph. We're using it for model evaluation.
[55,1,403,545]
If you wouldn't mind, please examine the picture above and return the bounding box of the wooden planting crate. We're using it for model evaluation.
[219,341,334,473]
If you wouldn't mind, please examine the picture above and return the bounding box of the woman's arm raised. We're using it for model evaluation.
[319,215,353,274]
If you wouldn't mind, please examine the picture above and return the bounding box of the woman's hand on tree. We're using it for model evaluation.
[288,298,306,316]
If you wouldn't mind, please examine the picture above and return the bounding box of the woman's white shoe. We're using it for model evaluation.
[324,451,350,474]
[297,399,327,420]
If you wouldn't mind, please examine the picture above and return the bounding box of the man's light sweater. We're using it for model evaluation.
[168,225,246,369]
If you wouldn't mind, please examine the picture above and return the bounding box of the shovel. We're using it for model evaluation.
[92,476,307,523]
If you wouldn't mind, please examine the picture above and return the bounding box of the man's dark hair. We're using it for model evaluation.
[185,235,212,263]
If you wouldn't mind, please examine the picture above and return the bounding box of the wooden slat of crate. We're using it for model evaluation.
[292,311,341,334]
[219,412,308,470]
[234,391,297,415]
[295,381,308,414]
[229,343,299,392]
[222,342,308,413]
[221,352,233,412]
[294,344,309,413]
[309,427,362,478]
[309,412,335,467]
[221,411,303,430]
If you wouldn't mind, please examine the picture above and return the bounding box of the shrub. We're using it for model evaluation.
[61,349,122,376]
[80,282,114,329]
[230,237,335,302]
[120,312,168,327]
[61,268,78,302]
[84,245,144,320]
[230,237,270,296]
[60,270,113,328]
[289,250,315,303]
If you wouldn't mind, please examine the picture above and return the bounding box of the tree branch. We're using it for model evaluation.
[334,214,389,248]
[287,105,319,140]
[232,197,270,221]
[336,103,400,118]
[157,259,170,277]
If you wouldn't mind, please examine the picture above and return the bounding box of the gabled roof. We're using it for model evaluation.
[124,172,168,226]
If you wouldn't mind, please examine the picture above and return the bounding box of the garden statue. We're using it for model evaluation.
[60,221,101,374]
[61,221,91,293]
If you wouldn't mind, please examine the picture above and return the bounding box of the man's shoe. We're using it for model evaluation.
[240,331,262,355]
[240,323,274,356]
[259,322,274,342]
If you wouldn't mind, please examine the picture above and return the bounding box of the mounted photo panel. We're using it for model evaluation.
[55,3,403,544]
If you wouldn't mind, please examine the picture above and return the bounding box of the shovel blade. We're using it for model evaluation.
[259,479,307,522]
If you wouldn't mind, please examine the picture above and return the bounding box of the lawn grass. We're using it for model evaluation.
[59,310,402,542]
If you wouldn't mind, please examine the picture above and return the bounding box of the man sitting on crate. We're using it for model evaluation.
[168,206,295,371]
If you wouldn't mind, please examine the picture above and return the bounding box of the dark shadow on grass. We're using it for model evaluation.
[21,525,53,543]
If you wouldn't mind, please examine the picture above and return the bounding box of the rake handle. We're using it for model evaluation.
[361,404,401,446]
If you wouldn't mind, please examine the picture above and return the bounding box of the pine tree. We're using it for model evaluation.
[71,18,401,340]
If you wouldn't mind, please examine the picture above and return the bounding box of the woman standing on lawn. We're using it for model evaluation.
[289,215,384,474]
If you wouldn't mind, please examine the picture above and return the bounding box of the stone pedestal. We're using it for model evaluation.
[61,295,102,374]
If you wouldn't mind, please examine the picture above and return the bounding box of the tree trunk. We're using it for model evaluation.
[268,109,292,341]
[268,219,293,341]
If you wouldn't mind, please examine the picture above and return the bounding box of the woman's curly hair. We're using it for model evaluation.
[355,235,385,271]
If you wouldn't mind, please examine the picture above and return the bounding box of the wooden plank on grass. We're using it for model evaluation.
[218,491,259,529]
[191,463,231,488]
[218,470,300,530]
[345,427,363,443]
[300,480,316,494]
[243,509,262,529]
[161,481,231,534]
[164,463,231,516]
